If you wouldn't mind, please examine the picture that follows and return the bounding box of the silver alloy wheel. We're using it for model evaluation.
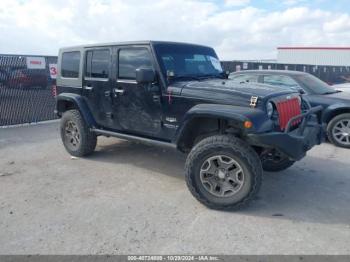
[65,120,81,148]
[200,155,245,197]
[332,119,350,146]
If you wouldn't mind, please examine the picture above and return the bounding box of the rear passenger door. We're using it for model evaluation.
[83,48,116,128]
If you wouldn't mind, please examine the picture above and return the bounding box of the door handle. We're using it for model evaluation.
[113,88,124,96]
[84,86,93,90]
[153,94,161,103]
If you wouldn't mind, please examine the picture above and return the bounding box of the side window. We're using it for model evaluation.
[118,48,153,80]
[229,74,258,83]
[263,75,300,90]
[85,49,110,78]
[61,51,80,78]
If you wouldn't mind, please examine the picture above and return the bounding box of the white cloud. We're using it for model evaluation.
[0,0,350,60]
[224,0,251,7]
[324,14,350,33]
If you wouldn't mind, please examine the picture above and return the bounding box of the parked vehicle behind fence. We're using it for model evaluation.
[229,70,350,148]
[6,68,48,90]
[55,41,324,210]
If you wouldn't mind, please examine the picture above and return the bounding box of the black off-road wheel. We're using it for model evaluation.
[60,109,97,157]
[327,113,350,148]
[261,149,295,172]
[185,135,262,210]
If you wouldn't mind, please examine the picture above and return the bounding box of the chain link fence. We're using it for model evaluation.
[0,54,57,126]
[1,54,350,127]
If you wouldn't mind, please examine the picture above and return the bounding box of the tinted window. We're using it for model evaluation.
[229,74,258,83]
[61,51,80,78]
[295,74,338,95]
[154,44,223,78]
[118,48,153,79]
[86,49,110,78]
[263,75,300,90]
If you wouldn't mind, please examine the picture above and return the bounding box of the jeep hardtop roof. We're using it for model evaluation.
[59,40,212,51]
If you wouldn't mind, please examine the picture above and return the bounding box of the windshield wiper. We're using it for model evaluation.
[170,75,201,81]
[169,73,224,82]
[198,73,225,80]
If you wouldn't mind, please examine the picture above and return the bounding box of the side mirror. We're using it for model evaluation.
[298,88,306,95]
[136,68,155,84]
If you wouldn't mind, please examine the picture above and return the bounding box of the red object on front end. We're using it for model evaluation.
[276,98,302,130]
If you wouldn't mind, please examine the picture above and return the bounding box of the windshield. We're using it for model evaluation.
[153,43,223,80]
[295,74,338,95]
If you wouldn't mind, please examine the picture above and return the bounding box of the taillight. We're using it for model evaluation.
[276,97,301,130]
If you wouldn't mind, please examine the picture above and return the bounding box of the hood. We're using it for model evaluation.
[322,90,350,101]
[168,79,296,106]
[308,91,350,109]
[337,88,350,93]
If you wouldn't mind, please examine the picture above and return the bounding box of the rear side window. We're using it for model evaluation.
[263,75,300,90]
[118,48,153,80]
[61,51,80,78]
[85,49,110,78]
[229,74,258,83]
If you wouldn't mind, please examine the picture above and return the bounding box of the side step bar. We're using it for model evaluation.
[91,128,176,149]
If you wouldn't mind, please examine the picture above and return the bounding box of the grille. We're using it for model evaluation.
[276,97,302,131]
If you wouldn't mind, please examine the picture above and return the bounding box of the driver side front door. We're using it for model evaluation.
[112,46,163,137]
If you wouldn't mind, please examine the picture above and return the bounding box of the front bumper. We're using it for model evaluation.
[247,105,324,161]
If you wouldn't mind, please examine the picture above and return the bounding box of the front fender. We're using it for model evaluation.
[322,103,350,123]
[174,104,272,143]
[55,93,96,127]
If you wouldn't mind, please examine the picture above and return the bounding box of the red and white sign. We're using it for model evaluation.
[49,64,58,79]
[26,57,46,69]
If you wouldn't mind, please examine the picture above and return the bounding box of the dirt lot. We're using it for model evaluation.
[0,122,350,254]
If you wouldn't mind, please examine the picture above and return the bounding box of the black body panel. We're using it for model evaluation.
[56,42,323,161]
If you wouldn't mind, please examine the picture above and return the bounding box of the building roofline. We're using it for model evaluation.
[278,47,350,50]
[0,53,57,58]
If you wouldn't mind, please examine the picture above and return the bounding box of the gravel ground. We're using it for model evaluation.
[0,122,350,255]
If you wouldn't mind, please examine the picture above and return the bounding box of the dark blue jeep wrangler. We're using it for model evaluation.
[55,41,323,210]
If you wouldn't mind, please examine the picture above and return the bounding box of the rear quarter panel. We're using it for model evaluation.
[57,47,84,95]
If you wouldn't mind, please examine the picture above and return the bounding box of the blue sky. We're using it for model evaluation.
[213,0,350,12]
[0,0,350,59]
[255,0,349,12]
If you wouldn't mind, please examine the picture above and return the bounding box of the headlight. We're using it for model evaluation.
[266,102,274,118]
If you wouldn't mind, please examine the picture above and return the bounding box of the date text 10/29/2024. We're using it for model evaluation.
[127,255,220,261]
